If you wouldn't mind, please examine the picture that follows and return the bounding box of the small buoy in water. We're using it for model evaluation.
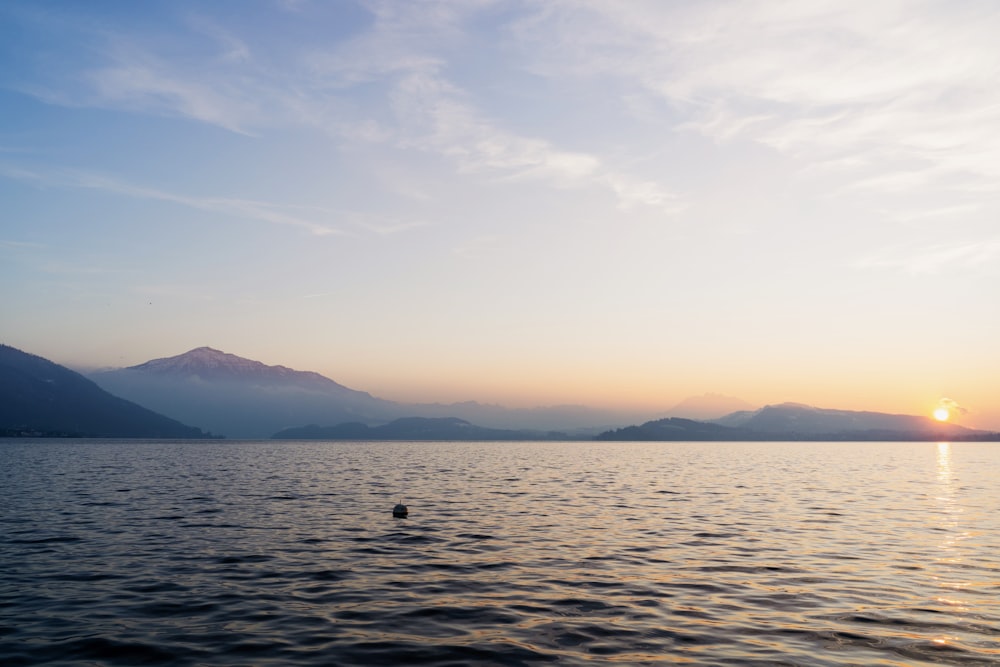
[392,502,408,518]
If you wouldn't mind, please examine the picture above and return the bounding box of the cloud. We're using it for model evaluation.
[0,239,45,249]
[275,0,308,12]
[85,62,260,135]
[513,1,1000,198]
[10,1,682,214]
[453,234,500,259]
[37,261,132,277]
[0,163,48,183]
[30,0,1000,220]
[883,204,983,224]
[937,397,969,416]
[15,0,1000,206]
[356,219,431,237]
[856,239,1000,274]
[390,70,681,212]
[0,165,345,237]
[605,173,685,213]
[13,42,270,136]
[394,71,596,180]
[298,291,340,299]
[3,163,439,240]
[186,15,252,64]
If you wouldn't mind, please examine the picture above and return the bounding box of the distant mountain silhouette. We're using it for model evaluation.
[92,347,398,439]
[0,344,213,438]
[273,417,566,441]
[712,402,979,437]
[128,346,357,391]
[665,393,756,420]
[88,347,988,442]
[599,403,996,441]
[91,347,654,438]
[390,401,652,437]
[596,417,750,441]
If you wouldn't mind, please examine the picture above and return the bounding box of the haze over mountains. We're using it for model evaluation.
[90,347,658,438]
[92,347,390,439]
[714,403,969,436]
[4,343,995,441]
[598,403,988,441]
[272,417,567,442]
[662,393,756,421]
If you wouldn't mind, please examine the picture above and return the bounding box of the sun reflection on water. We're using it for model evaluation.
[935,442,955,515]
[934,443,959,556]
[931,442,979,605]
[936,442,951,479]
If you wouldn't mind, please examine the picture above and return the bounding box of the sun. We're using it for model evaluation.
[933,408,950,422]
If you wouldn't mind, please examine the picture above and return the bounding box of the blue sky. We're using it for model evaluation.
[2,0,998,427]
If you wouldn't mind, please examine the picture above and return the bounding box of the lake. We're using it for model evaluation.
[1,439,998,665]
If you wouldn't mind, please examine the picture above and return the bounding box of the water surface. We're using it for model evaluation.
[1,440,998,665]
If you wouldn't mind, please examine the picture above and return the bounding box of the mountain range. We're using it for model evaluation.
[90,347,657,438]
[91,347,391,438]
[4,343,996,441]
[273,417,569,441]
[0,344,213,438]
[714,402,969,435]
[597,403,991,441]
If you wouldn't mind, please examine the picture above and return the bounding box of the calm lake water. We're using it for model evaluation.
[1,439,998,666]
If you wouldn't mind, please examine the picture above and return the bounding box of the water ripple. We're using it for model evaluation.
[2,439,998,665]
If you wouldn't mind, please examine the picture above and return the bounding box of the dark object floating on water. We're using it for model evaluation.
[393,502,408,518]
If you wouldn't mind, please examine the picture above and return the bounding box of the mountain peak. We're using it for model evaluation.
[91,347,389,438]
[186,346,227,356]
[666,393,756,420]
[132,347,269,376]
[767,402,814,410]
[125,347,350,392]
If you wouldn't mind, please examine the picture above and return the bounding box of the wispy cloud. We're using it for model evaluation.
[1,165,345,237]
[513,1,1000,199]
[0,145,36,155]
[937,397,969,416]
[882,203,983,224]
[394,72,595,180]
[11,1,683,214]
[388,69,682,213]
[301,2,685,213]
[7,4,308,136]
[453,234,501,259]
[85,61,260,135]
[15,0,998,222]
[355,218,431,237]
[856,239,1000,274]
[130,282,217,301]
[298,291,340,300]
[604,173,684,213]
[38,260,133,277]
[0,163,47,183]
[3,162,439,240]
[0,239,45,249]
[185,15,252,64]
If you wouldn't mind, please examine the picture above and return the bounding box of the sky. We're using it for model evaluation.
[1,0,998,429]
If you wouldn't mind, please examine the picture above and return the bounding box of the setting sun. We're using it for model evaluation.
[933,408,950,422]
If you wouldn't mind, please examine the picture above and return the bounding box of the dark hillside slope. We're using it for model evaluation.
[0,344,212,438]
